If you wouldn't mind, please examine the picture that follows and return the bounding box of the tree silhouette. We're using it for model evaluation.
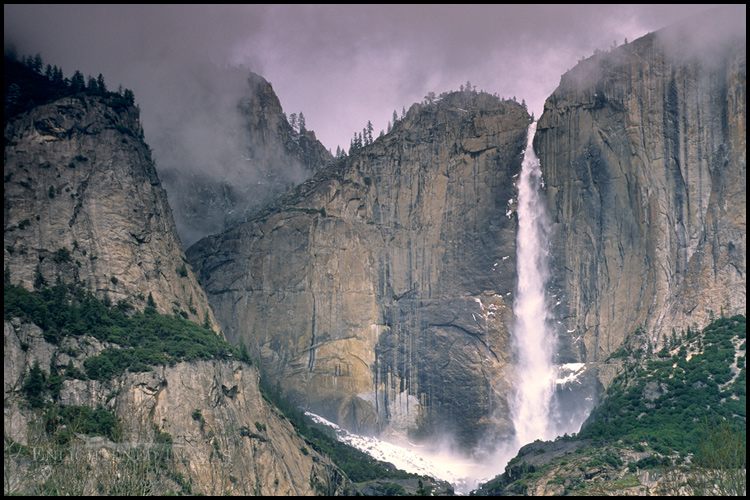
[70,70,85,93]
[366,120,373,144]
[96,73,107,94]
[87,75,98,93]
[123,88,135,105]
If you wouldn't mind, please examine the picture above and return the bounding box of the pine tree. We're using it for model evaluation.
[70,70,85,93]
[23,360,46,408]
[298,112,306,132]
[239,341,252,364]
[32,53,43,74]
[366,120,374,144]
[96,73,107,94]
[289,113,297,131]
[52,66,64,86]
[6,83,21,109]
[123,88,135,105]
[87,75,98,93]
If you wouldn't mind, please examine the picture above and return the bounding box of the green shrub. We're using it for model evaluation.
[378,482,406,495]
[44,405,122,442]
[577,316,746,457]
[52,247,72,263]
[176,263,188,277]
[5,282,245,380]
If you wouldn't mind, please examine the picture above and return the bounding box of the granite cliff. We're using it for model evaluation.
[4,82,351,495]
[188,91,530,450]
[3,94,218,330]
[536,8,746,365]
[189,8,745,456]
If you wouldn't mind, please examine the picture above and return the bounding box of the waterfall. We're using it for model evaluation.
[511,121,558,446]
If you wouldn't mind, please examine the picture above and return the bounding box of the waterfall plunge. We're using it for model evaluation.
[511,121,558,446]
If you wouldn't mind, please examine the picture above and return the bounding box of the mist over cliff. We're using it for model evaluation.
[150,64,332,248]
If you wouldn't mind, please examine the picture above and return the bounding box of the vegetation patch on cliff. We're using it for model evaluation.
[474,316,746,496]
[5,281,250,383]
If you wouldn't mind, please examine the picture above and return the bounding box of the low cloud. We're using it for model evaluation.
[5,4,731,246]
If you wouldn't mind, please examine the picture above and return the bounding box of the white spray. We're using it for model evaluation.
[511,121,558,446]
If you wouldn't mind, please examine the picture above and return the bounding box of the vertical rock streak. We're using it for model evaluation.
[511,122,557,445]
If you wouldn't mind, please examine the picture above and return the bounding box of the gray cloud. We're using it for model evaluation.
[5,4,722,153]
[8,4,737,248]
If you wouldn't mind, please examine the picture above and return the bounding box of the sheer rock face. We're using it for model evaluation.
[189,93,530,449]
[3,96,218,330]
[4,320,351,496]
[536,11,746,364]
[160,72,333,248]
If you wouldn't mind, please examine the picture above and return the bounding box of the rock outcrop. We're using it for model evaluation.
[160,71,333,248]
[4,318,352,496]
[3,95,219,331]
[536,7,746,363]
[189,91,530,450]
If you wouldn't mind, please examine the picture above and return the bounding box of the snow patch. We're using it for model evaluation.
[555,363,586,386]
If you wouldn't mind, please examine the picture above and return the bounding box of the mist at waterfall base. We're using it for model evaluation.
[306,412,504,494]
[306,123,593,494]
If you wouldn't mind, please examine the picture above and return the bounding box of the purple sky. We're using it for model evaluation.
[5,4,725,155]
